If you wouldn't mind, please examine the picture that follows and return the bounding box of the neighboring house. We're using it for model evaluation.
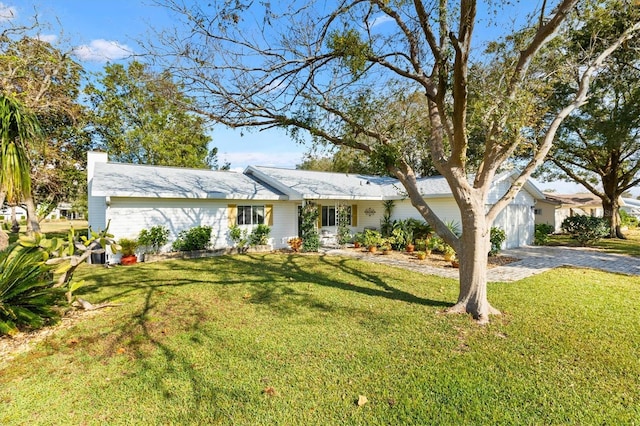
[87,151,544,261]
[0,202,82,222]
[535,192,605,233]
[0,205,27,222]
[621,198,640,219]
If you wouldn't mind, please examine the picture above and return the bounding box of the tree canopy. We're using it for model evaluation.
[148,0,640,322]
[0,30,89,225]
[86,61,224,169]
[537,3,640,237]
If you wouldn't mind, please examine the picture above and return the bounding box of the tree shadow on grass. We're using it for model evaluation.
[69,253,453,422]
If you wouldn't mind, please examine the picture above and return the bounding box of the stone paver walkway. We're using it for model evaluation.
[324,246,640,282]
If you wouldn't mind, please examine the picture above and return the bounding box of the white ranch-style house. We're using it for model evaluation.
[87,151,544,261]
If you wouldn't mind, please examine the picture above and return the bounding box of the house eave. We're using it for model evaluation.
[92,191,288,201]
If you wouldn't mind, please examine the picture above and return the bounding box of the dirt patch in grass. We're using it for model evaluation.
[0,309,103,368]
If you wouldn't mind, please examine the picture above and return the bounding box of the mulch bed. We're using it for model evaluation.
[340,247,519,269]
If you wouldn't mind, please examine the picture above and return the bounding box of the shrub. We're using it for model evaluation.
[561,215,609,246]
[229,224,248,248]
[138,225,170,254]
[620,210,639,228]
[414,238,427,252]
[534,223,555,245]
[405,218,433,240]
[300,203,319,252]
[391,219,414,250]
[0,244,63,336]
[172,226,212,251]
[249,224,271,246]
[489,227,506,256]
[380,200,395,237]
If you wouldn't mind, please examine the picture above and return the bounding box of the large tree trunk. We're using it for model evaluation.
[445,206,500,324]
[24,196,41,233]
[602,196,625,239]
[10,205,19,233]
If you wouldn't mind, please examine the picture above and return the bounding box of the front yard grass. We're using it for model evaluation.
[1,253,639,424]
[547,227,640,256]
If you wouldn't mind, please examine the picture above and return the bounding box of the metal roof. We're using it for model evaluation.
[91,162,287,200]
[244,166,403,200]
[91,160,544,202]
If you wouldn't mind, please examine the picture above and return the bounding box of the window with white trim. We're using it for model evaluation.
[237,205,265,225]
[321,205,352,227]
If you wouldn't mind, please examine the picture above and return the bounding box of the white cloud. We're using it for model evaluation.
[36,34,58,44]
[0,3,16,21]
[221,151,304,170]
[72,39,133,62]
[370,15,394,28]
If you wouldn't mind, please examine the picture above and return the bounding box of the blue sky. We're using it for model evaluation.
[1,1,599,194]
[2,0,307,171]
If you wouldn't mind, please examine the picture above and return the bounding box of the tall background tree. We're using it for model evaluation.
[537,5,640,238]
[148,0,640,322]
[0,28,89,228]
[86,61,225,169]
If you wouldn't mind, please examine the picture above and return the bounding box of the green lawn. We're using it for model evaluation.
[1,253,639,425]
[547,227,640,256]
[6,219,88,244]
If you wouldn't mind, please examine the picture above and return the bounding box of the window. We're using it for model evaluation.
[321,205,353,227]
[237,205,265,225]
[321,205,336,227]
[534,208,542,215]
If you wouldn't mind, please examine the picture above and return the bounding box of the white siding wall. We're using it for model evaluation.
[87,151,108,233]
[492,189,536,248]
[493,205,534,248]
[393,198,462,225]
[88,194,107,233]
[270,202,299,247]
[355,201,385,230]
[105,198,297,260]
[487,178,534,204]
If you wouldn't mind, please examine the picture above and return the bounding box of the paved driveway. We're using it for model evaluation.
[493,246,640,282]
[326,246,640,282]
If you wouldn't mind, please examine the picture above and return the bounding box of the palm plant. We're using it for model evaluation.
[0,95,40,249]
[0,244,62,335]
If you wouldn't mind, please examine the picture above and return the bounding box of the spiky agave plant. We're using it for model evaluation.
[0,244,62,336]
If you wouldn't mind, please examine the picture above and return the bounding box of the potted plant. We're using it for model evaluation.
[380,237,395,255]
[363,229,383,253]
[415,251,427,260]
[118,237,138,265]
[352,232,364,249]
[443,244,456,262]
[405,229,415,253]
